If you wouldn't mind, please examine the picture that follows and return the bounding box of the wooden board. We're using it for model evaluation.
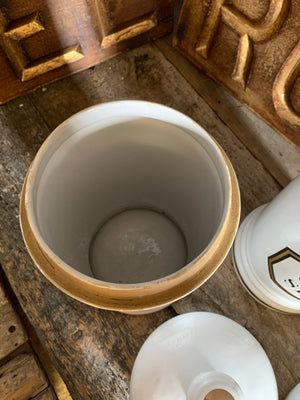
[156,35,300,188]
[174,0,300,150]
[33,387,57,400]
[0,273,67,399]
[0,353,48,400]
[0,0,173,104]
[0,42,299,400]
[0,281,28,360]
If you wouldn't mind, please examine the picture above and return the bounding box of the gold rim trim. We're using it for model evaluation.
[232,246,300,314]
[20,147,240,312]
[268,247,300,301]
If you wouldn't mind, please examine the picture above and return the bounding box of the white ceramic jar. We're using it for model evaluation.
[233,175,300,313]
[20,101,240,313]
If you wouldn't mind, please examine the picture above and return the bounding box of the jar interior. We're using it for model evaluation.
[33,118,225,283]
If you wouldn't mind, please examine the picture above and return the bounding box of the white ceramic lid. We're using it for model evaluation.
[130,312,278,400]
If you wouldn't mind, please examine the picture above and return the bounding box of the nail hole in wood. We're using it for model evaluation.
[8,325,16,333]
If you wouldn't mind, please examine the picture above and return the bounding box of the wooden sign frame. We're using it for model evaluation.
[174,0,300,149]
[0,0,173,104]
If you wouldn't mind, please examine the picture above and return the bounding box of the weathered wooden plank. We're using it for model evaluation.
[27,319,78,400]
[156,36,300,187]
[0,42,298,400]
[0,273,70,400]
[32,387,57,400]
[0,353,48,400]
[0,281,28,360]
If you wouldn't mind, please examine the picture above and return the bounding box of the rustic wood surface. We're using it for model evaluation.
[156,35,300,188]
[0,29,299,400]
[174,0,300,150]
[0,280,28,360]
[33,387,57,400]
[0,353,48,400]
[0,273,62,399]
[0,0,173,104]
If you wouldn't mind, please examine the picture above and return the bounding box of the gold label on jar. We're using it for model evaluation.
[268,248,300,301]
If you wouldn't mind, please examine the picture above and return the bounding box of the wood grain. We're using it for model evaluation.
[0,272,68,400]
[156,35,300,187]
[0,42,299,400]
[174,0,300,149]
[0,281,28,360]
[0,0,173,104]
[0,353,48,400]
[32,387,57,400]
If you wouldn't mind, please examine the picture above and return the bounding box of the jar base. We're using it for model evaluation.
[89,208,187,284]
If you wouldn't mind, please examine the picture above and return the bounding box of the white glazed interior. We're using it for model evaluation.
[27,102,229,285]
[89,208,188,283]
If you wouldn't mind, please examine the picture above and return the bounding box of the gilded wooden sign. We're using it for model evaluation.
[0,10,83,82]
[175,0,300,149]
[0,0,173,104]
